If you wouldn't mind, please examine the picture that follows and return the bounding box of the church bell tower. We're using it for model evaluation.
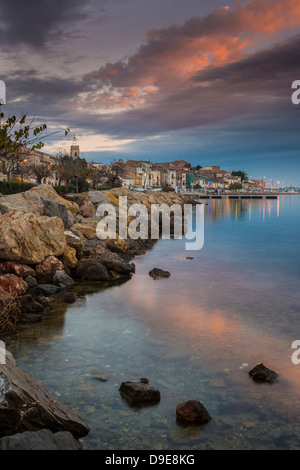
[70,135,80,159]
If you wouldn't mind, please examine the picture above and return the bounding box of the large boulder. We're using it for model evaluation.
[0,191,44,216]
[0,185,80,217]
[79,218,98,228]
[0,212,66,265]
[35,256,69,284]
[65,230,86,259]
[0,274,28,296]
[53,270,74,287]
[0,186,78,228]
[75,259,109,281]
[90,245,134,275]
[0,261,36,279]
[106,235,130,254]
[0,429,80,450]
[79,200,96,218]
[71,223,97,240]
[82,240,106,258]
[42,200,70,229]
[63,193,87,207]
[61,246,78,270]
[27,185,79,214]
[66,211,76,229]
[0,261,35,278]
[0,350,89,439]
[88,191,110,206]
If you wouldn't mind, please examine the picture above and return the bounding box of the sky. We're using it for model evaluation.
[1,0,300,185]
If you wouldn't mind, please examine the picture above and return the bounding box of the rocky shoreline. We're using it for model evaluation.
[0,185,195,330]
[0,185,196,449]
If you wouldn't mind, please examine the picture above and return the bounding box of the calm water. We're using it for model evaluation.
[6,196,300,450]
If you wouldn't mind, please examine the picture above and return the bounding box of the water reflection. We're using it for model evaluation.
[6,196,300,450]
[201,197,280,223]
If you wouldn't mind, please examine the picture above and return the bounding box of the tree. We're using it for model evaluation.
[231,170,248,182]
[0,111,69,182]
[55,154,74,185]
[229,182,243,191]
[72,157,91,193]
[89,166,106,189]
[105,159,125,188]
[28,164,53,184]
[55,154,91,193]
[195,165,202,170]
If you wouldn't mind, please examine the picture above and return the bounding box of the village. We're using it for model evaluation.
[0,136,265,193]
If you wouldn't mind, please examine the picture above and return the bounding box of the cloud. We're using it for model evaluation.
[0,0,103,47]
[3,69,87,133]
[71,34,299,139]
[83,0,300,112]
[195,34,300,85]
[3,0,300,149]
[11,32,299,142]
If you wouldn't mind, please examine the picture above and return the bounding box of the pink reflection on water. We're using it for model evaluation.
[122,265,300,419]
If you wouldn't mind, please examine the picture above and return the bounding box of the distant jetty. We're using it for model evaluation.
[182,192,280,200]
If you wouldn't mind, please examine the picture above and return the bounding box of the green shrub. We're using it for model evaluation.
[229,182,243,191]
[0,181,37,195]
[54,181,91,194]
[162,186,175,193]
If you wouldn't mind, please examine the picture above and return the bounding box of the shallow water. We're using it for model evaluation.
[6,196,300,450]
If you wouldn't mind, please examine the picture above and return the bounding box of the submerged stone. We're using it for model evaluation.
[119,379,161,405]
[249,363,278,383]
[20,313,43,324]
[17,295,44,314]
[35,284,61,296]
[55,291,79,304]
[91,373,109,382]
[0,429,80,450]
[149,268,170,280]
[176,400,211,425]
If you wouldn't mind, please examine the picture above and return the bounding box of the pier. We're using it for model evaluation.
[181,192,279,200]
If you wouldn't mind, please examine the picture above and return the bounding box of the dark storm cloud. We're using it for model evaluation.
[0,0,103,47]
[4,69,87,126]
[7,70,85,98]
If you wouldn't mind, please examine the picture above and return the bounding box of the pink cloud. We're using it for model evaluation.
[83,0,300,111]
